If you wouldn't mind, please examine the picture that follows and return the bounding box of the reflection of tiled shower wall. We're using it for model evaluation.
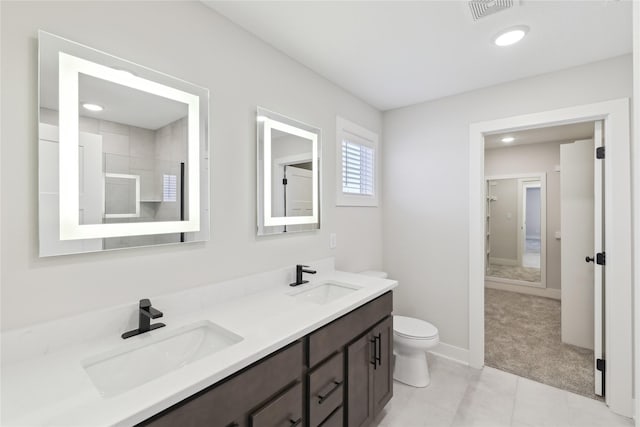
[39,108,187,249]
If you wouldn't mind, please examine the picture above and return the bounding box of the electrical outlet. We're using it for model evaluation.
[329,233,337,249]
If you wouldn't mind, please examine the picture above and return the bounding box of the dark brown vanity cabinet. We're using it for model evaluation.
[139,292,393,427]
[345,317,393,427]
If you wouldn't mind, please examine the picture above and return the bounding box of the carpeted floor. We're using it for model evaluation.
[487,263,541,282]
[484,288,600,400]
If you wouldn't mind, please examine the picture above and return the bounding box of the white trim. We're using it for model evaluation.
[488,257,518,266]
[428,342,470,365]
[58,52,201,239]
[485,280,561,300]
[262,117,318,227]
[485,276,545,289]
[633,1,640,424]
[103,173,140,219]
[469,99,633,417]
[336,116,379,207]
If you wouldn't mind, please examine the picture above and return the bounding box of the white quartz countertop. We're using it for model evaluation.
[1,268,396,426]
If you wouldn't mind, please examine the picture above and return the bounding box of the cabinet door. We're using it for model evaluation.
[346,333,375,427]
[371,316,393,415]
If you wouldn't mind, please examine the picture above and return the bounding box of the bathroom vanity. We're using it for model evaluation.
[0,263,397,426]
[141,292,392,427]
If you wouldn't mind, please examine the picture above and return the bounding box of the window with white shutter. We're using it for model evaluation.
[162,174,177,202]
[336,117,379,206]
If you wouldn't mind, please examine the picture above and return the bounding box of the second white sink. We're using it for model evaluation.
[290,281,361,305]
[83,320,243,397]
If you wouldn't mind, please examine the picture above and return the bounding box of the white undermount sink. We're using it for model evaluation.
[290,281,361,305]
[82,320,243,397]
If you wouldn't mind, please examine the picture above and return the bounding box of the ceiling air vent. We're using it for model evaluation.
[468,0,515,20]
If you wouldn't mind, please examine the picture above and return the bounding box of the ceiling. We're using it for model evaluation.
[204,1,633,111]
[485,121,595,149]
[39,33,190,130]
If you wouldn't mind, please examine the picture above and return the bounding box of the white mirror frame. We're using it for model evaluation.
[262,117,319,227]
[58,52,201,240]
[103,173,141,219]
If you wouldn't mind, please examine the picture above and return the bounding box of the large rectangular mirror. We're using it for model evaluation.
[485,174,547,287]
[38,31,209,256]
[257,107,321,235]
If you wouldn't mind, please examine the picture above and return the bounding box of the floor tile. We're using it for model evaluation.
[511,377,570,427]
[566,392,633,427]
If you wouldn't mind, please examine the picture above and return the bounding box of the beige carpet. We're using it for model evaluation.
[484,288,600,400]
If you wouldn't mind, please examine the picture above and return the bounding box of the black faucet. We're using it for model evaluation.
[122,299,166,339]
[290,264,317,287]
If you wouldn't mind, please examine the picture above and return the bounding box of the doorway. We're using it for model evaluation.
[483,124,601,399]
[468,99,633,417]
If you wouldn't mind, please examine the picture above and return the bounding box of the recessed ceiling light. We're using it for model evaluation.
[493,25,529,47]
[82,103,103,112]
[501,137,515,143]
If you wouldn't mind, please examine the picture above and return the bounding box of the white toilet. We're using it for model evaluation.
[360,270,440,388]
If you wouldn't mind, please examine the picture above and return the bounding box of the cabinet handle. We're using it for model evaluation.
[375,333,382,367]
[317,380,343,404]
[370,337,377,370]
[289,417,302,426]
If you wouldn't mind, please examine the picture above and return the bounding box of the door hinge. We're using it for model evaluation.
[596,147,605,159]
[596,252,605,266]
[597,358,606,396]
[282,178,288,185]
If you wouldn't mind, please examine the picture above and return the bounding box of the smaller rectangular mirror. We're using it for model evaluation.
[257,108,321,235]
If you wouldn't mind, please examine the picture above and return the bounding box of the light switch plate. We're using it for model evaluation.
[329,233,337,249]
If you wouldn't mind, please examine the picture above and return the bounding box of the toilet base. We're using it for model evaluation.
[393,351,431,388]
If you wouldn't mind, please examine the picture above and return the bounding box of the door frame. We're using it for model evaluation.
[468,98,632,417]
[485,173,547,289]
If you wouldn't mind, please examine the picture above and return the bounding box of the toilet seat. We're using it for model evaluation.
[394,316,438,340]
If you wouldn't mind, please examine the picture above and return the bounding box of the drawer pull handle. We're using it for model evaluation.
[317,380,343,404]
[289,417,302,426]
[370,337,377,369]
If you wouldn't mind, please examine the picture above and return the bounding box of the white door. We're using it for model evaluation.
[285,166,313,232]
[592,121,605,397]
[561,138,595,350]
[39,123,103,255]
[560,124,605,397]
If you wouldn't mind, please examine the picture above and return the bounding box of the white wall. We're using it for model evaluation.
[485,141,565,290]
[0,1,383,331]
[383,55,633,350]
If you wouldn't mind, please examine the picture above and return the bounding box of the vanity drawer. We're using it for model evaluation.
[250,381,303,427]
[308,352,344,427]
[141,341,303,427]
[308,292,392,368]
[318,406,343,427]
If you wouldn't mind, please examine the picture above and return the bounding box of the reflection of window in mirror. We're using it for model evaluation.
[336,116,379,207]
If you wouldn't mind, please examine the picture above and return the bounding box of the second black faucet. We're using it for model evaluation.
[289,264,316,286]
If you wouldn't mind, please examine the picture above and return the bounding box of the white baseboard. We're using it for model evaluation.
[489,257,518,266]
[486,280,561,300]
[428,342,470,365]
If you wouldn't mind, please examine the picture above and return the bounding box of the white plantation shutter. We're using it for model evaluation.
[163,174,177,202]
[342,140,374,195]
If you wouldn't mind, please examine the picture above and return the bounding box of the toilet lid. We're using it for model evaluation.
[394,316,438,339]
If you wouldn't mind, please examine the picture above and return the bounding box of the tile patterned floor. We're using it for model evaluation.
[372,354,632,427]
